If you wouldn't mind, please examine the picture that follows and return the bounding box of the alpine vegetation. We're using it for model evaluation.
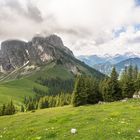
[72,65,140,107]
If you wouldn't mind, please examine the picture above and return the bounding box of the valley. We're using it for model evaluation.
[0,35,139,140]
[1,1,140,140]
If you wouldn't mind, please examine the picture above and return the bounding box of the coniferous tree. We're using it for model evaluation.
[110,67,122,100]
[133,65,138,80]
[72,76,87,107]
[86,77,101,104]
[1,104,6,116]
[0,101,16,116]
[135,73,140,92]
[4,101,16,115]
[38,97,48,109]
[120,65,135,98]
[128,65,133,80]
[48,96,56,107]
[27,102,35,111]
[101,78,113,102]
[101,67,122,102]
[72,76,102,106]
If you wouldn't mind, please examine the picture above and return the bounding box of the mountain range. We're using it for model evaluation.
[78,53,140,75]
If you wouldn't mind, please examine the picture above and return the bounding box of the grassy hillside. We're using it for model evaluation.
[0,61,105,106]
[0,99,140,140]
[0,63,74,106]
[0,79,48,106]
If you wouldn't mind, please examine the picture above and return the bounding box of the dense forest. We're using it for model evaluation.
[0,65,140,116]
[72,65,140,106]
[35,77,74,95]
[0,101,15,116]
[23,93,71,111]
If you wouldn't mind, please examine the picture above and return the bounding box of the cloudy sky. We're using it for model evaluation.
[0,0,140,56]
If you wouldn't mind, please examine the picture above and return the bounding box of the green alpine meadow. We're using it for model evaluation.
[0,99,140,140]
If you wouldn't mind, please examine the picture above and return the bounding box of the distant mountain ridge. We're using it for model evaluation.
[115,57,140,72]
[78,53,140,75]
[78,52,140,66]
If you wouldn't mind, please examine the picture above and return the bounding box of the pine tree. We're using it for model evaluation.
[135,73,140,92]
[38,97,48,109]
[27,102,35,111]
[101,78,113,102]
[110,67,122,100]
[48,96,55,107]
[1,104,6,116]
[101,67,122,102]
[86,77,101,104]
[59,93,65,106]
[128,65,133,80]
[120,65,135,98]
[4,101,16,115]
[55,94,60,107]
[72,76,87,107]
[133,65,138,80]
[10,101,16,115]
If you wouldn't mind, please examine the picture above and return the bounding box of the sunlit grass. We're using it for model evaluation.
[0,99,140,140]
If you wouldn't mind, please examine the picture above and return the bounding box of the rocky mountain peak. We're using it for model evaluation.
[45,34,64,48]
[32,36,45,45]
[0,40,28,72]
[0,35,74,72]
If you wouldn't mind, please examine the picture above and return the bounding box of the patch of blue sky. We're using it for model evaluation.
[135,0,140,6]
[113,27,126,38]
[113,24,140,38]
[134,24,140,31]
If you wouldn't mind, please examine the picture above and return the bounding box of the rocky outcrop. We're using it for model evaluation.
[0,34,74,72]
[1,40,28,71]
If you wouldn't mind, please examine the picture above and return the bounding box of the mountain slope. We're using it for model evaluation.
[93,62,113,75]
[77,55,107,66]
[115,57,140,73]
[0,34,105,105]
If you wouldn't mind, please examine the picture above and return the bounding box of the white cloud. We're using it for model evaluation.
[0,0,140,56]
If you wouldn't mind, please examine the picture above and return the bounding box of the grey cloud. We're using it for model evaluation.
[4,0,21,10]
[54,27,92,38]
[2,0,43,22]
[0,0,140,56]
[127,36,140,44]
[26,1,43,22]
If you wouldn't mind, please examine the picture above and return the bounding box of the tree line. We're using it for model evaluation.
[72,65,140,106]
[23,93,71,111]
[0,101,16,116]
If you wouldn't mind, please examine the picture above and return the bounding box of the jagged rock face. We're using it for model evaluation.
[27,35,73,64]
[27,36,55,65]
[27,35,74,65]
[0,35,74,72]
[1,40,29,71]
